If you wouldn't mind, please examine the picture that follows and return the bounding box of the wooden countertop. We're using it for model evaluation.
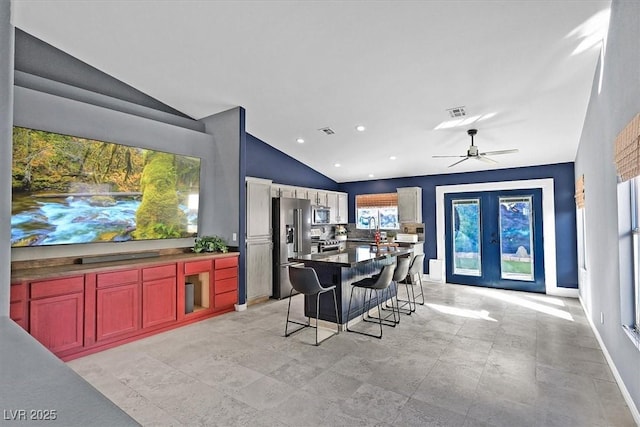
[11,251,239,282]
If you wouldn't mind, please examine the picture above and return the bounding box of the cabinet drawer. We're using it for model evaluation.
[10,301,24,321]
[215,290,237,308]
[143,264,176,282]
[97,269,139,288]
[215,267,237,281]
[31,276,84,299]
[184,260,212,275]
[215,257,238,270]
[10,283,26,302]
[215,277,237,294]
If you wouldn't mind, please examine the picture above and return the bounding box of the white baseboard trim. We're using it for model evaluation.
[579,297,640,425]
[547,287,579,298]
[234,303,247,312]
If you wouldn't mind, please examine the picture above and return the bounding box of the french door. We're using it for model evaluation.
[444,189,545,293]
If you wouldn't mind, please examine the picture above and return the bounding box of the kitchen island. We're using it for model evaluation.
[289,244,412,326]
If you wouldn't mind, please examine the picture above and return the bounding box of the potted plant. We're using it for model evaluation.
[386,231,396,243]
[192,235,229,253]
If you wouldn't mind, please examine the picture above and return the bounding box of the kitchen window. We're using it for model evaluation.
[355,193,399,230]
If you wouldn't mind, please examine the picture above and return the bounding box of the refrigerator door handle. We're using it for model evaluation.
[297,208,303,254]
[293,208,299,253]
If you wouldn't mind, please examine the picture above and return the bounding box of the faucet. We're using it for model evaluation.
[368,216,378,236]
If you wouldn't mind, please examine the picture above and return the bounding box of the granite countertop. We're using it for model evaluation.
[289,244,412,268]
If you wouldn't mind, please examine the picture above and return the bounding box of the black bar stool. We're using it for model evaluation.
[346,263,396,339]
[398,254,425,312]
[285,266,340,346]
[390,255,413,315]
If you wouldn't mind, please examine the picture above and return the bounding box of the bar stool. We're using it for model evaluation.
[398,254,425,312]
[346,263,396,339]
[285,266,340,346]
[389,255,412,315]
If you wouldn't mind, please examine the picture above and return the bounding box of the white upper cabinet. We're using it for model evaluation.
[272,184,305,199]
[336,193,348,224]
[307,189,328,206]
[247,178,272,239]
[327,192,338,223]
[397,187,422,223]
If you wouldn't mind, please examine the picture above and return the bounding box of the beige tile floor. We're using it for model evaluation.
[68,280,637,426]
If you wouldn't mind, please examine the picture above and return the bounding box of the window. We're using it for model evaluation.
[355,193,399,230]
[630,178,640,334]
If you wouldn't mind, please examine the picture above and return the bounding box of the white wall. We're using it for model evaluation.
[0,0,14,316]
[574,0,640,418]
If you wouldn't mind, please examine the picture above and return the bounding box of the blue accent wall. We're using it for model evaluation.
[338,162,578,288]
[246,133,339,191]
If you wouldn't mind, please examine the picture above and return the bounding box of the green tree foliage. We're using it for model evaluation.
[12,127,144,193]
[133,151,187,239]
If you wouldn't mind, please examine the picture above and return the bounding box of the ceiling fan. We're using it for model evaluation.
[433,129,519,168]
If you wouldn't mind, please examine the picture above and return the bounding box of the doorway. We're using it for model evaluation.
[444,189,545,293]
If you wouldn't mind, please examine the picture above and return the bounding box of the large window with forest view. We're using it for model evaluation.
[11,126,201,247]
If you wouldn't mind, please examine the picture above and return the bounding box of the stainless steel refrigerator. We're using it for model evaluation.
[272,197,312,299]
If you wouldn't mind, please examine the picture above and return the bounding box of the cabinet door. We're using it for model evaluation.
[30,292,84,353]
[247,180,272,239]
[337,193,348,224]
[96,284,140,342]
[280,185,298,199]
[10,283,27,330]
[142,277,177,329]
[246,240,273,300]
[327,193,338,223]
[398,187,422,223]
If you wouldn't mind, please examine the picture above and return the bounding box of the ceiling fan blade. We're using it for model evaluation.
[476,155,498,164]
[448,157,469,168]
[480,149,519,156]
[432,155,467,158]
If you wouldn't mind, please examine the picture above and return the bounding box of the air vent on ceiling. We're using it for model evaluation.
[318,127,335,135]
[447,106,466,118]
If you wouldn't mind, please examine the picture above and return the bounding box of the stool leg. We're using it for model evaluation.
[375,289,383,338]
[332,288,340,335]
[316,292,320,346]
[284,287,295,337]
[346,286,357,332]
[416,273,425,305]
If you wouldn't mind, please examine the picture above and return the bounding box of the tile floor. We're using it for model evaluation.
[68,280,637,426]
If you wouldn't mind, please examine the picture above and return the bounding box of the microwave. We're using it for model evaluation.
[312,206,331,224]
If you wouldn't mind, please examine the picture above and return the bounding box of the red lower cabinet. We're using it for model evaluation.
[12,253,238,360]
[96,283,140,342]
[10,283,27,330]
[214,258,238,311]
[142,277,177,329]
[30,292,84,354]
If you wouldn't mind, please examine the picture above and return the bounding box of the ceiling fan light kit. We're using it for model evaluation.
[433,128,519,168]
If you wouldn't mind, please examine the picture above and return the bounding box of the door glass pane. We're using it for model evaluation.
[499,196,534,281]
[452,199,481,276]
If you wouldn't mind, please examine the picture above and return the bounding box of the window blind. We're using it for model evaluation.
[614,113,640,182]
[356,193,398,208]
[575,174,585,209]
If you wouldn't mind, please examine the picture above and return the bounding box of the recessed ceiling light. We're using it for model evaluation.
[389,156,397,160]
[296,138,305,144]
[355,125,366,132]
[334,163,341,167]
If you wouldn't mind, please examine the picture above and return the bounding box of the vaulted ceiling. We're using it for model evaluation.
[11,0,610,182]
